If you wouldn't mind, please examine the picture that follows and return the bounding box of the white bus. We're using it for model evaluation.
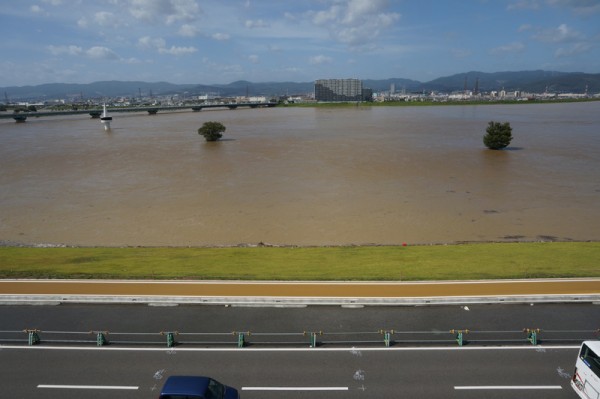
[572,341,600,399]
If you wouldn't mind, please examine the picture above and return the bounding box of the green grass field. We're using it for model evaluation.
[0,242,598,281]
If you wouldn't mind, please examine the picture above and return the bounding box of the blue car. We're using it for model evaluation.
[158,376,240,399]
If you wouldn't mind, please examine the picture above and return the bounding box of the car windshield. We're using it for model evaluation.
[205,379,224,399]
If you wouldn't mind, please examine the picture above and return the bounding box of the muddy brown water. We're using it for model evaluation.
[1,102,599,247]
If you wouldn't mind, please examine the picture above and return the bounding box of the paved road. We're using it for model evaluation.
[1,278,599,305]
[1,303,598,347]
[0,345,580,399]
[1,301,595,398]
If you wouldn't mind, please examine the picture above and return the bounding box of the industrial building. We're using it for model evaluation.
[314,79,372,102]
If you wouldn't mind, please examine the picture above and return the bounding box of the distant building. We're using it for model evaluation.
[247,96,268,103]
[314,79,371,102]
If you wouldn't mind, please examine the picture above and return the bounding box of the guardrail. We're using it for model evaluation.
[1,328,597,348]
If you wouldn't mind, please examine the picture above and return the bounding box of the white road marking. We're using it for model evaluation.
[455,385,562,390]
[1,344,580,352]
[38,384,138,390]
[242,387,348,391]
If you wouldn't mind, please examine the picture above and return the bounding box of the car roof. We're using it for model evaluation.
[160,376,210,396]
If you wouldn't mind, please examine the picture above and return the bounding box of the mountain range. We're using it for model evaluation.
[2,70,599,101]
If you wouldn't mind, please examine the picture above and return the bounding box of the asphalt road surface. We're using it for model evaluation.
[0,303,597,398]
[0,345,580,399]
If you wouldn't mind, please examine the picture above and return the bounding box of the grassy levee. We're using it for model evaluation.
[0,242,598,281]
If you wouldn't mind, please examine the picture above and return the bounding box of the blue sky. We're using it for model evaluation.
[1,0,599,86]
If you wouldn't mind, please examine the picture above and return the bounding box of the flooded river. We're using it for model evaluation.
[1,102,599,246]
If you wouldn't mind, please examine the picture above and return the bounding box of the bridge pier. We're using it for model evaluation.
[13,115,27,123]
[89,111,102,119]
[227,105,238,110]
[147,108,159,115]
[191,106,203,112]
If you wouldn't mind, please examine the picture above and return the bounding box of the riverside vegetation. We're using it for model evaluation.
[0,242,598,281]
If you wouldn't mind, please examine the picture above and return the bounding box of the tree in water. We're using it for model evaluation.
[483,121,513,150]
[198,121,226,142]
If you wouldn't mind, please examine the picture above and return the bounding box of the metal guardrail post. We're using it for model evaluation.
[161,331,178,347]
[524,328,540,345]
[450,329,469,346]
[305,331,322,348]
[380,330,394,347]
[25,329,40,346]
[235,331,247,348]
[94,331,108,346]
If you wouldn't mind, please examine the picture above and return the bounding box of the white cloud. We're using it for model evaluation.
[245,19,269,28]
[507,0,542,10]
[46,45,120,61]
[451,48,472,58]
[138,35,196,55]
[555,42,593,57]
[518,24,533,32]
[529,23,592,58]
[533,23,583,42]
[77,17,88,28]
[94,11,117,27]
[211,32,230,41]
[30,5,44,13]
[309,0,400,47]
[128,0,201,25]
[123,57,143,64]
[309,55,333,65]
[546,0,600,15]
[86,46,120,60]
[158,46,197,55]
[47,45,83,56]
[138,36,167,50]
[200,58,244,78]
[248,54,259,63]
[178,24,199,37]
[490,42,526,54]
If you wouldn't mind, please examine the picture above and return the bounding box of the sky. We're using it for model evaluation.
[1,0,599,86]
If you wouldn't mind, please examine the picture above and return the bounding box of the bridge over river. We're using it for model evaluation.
[0,101,277,122]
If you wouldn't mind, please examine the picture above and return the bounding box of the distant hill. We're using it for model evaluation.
[363,78,422,92]
[419,70,600,93]
[2,70,599,101]
[197,80,315,97]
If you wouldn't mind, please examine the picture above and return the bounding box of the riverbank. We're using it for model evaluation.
[1,242,598,281]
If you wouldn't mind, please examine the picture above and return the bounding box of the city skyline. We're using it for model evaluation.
[1,0,599,87]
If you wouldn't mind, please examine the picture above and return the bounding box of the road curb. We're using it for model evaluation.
[1,294,599,306]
